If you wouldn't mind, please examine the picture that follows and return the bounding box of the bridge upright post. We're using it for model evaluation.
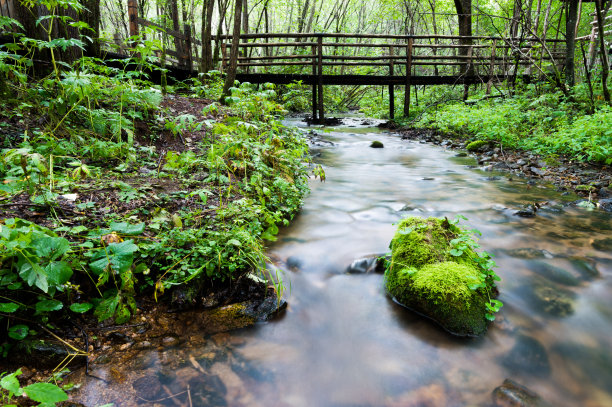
[221,42,227,73]
[486,40,497,95]
[317,35,325,123]
[389,45,395,120]
[404,37,413,117]
[127,0,139,40]
[311,43,318,121]
[184,24,193,72]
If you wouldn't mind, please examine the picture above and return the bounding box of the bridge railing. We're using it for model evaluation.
[219,33,565,80]
[218,33,565,121]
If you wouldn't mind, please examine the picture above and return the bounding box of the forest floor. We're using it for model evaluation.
[0,87,310,403]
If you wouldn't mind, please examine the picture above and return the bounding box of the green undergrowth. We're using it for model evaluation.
[385,216,501,336]
[414,84,612,165]
[0,10,314,364]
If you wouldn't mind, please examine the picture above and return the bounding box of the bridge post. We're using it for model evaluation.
[127,0,139,39]
[486,40,497,95]
[404,37,413,117]
[184,24,193,72]
[221,42,227,73]
[317,35,325,123]
[389,45,395,120]
[311,44,318,121]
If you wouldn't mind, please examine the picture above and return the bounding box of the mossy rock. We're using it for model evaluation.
[466,140,489,152]
[385,217,493,337]
[370,140,384,148]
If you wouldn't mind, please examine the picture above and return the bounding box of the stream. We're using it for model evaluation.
[74,118,612,407]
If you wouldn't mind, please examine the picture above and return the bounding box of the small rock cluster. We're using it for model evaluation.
[400,129,612,211]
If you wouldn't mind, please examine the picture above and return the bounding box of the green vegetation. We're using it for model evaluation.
[385,216,501,336]
[414,85,612,164]
[0,4,313,372]
[1,369,68,407]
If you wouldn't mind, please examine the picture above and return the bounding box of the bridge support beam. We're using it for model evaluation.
[389,45,395,120]
[317,36,325,123]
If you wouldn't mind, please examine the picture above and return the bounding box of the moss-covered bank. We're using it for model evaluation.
[385,217,500,337]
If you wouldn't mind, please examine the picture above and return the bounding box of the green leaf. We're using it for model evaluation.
[0,369,23,396]
[449,248,463,256]
[44,261,73,286]
[89,240,139,276]
[8,324,29,340]
[70,303,93,313]
[94,294,119,322]
[227,239,241,247]
[485,313,496,321]
[0,302,20,313]
[110,222,145,235]
[23,382,68,404]
[18,261,49,293]
[32,236,70,260]
[35,299,63,312]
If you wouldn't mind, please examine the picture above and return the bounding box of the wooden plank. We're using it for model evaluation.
[312,44,317,121]
[234,73,534,86]
[389,45,395,120]
[404,37,413,116]
[317,36,324,122]
[137,17,187,41]
[486,40,497,95]
[220,33,566,42]
[128,0,139,38]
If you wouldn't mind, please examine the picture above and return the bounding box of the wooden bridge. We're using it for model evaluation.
[218,33,565,121]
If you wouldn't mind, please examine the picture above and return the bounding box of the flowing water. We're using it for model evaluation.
[75,118,612,406]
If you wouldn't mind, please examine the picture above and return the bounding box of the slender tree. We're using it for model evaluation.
[221,0,244,101]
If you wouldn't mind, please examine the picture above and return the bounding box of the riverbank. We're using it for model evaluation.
[0,77,312,399]
[398,127,612,210]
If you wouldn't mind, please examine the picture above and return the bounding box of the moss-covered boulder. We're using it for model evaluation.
[385,217,499,337]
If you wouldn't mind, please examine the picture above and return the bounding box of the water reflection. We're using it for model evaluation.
[73,117,612,406]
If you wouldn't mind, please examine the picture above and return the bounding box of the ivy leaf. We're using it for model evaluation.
[70,303,93,313]
[23,383,68,404]
[0,303,20,313]
[8,324,29,340]
[35,299,63,312]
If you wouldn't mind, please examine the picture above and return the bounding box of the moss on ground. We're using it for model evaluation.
[386,217,491,337]
[466,140,489,151]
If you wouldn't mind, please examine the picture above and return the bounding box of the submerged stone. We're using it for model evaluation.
[492,379,551,407]
[385,217,498,337]
[532,284,575,317]
[501,334,551,377]
[531,261,581,287]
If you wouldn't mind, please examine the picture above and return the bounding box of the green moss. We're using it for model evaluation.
[411,262,482,311]
[390,217,474,270]
[466,140,489,151]
[386,216,493,337]
[370,141,384,148]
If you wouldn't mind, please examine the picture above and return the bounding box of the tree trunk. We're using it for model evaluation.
[221,0,244,101]
[82,0,101,57]
[595,0,611,103]
[565,0,579,86]
[201,0,215,72]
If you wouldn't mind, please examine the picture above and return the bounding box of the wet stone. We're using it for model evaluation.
[532,285,575,317]
[492,379,551,407]
[93,354,111,365]
[569,257,600,280]
[504,248,553,259]
[370,140,384,148]
[592,237,612,252]
[501,334,551,377]
[132,375,162,401]
[597,198,612,212]
[286,256,303,272]
[346,254,387,274]
[162,336,180,347]
[515,204,537,217]
[531,261,581,286]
